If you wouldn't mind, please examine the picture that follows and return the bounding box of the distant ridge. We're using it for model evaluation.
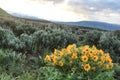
[0,8,11,17]
[60,21,120,31]
[0,8,109,31]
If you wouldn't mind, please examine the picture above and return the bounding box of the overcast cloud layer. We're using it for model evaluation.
[0,0,120,24]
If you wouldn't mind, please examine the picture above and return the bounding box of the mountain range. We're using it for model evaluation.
[7,10,120,31]
[59,21,120,31]
[0,8,120,31]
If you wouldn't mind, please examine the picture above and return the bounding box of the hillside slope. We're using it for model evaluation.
[0,8,11,17]
[0,8,106,33]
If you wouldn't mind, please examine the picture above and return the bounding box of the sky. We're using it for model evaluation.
[0,0,120,24]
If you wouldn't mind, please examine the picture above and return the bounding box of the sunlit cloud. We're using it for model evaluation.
[0,0,120,24]
[0,0,88,22]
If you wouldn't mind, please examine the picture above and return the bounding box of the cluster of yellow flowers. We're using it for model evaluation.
[44,44,113,72]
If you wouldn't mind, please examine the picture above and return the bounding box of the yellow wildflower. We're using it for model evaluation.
[89,50,94,54]
[72,53,78,59]
[105,53,111,60]
[67,49,71,55]
[99,49,104,55]
[53,55,58,64]
[81,55,88,62]
[107,58,112,63]
[92,55,99,62]
[44,55,51,62]
[104,64,110,70]
[59,52,64,57]
[98,61,103,67]
[85,48,90,52]
[84,64,91,71]
[59,60,64,67]
[54,49,60,55]
[67,44,76,50]
[92,45,97,50]
[84,45,89,48]
[61,48,67,53]
[101,55,106,62]
[79,46,83,50]
[82,50,87,55]
[75,48,78,52]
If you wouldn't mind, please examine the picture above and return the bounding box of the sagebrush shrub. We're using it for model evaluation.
[0,20,16,29]
[32,29,78,55]
[19,33,33,53]
[12,24,37,36]
[83,30,102,46]
[83,31,120,63]
[99,32,120,63]
[114,30,120,40]
[0,27,16,49]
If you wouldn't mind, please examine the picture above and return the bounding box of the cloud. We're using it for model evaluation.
[31,0,64,4]
[67,0,120,24]
[45,0,64,4]
[69,0,120,12]
[0,0,120,24]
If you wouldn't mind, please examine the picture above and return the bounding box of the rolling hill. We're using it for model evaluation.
[0,8,11,17]
[60,21,120,31]
[0,8,107,32]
